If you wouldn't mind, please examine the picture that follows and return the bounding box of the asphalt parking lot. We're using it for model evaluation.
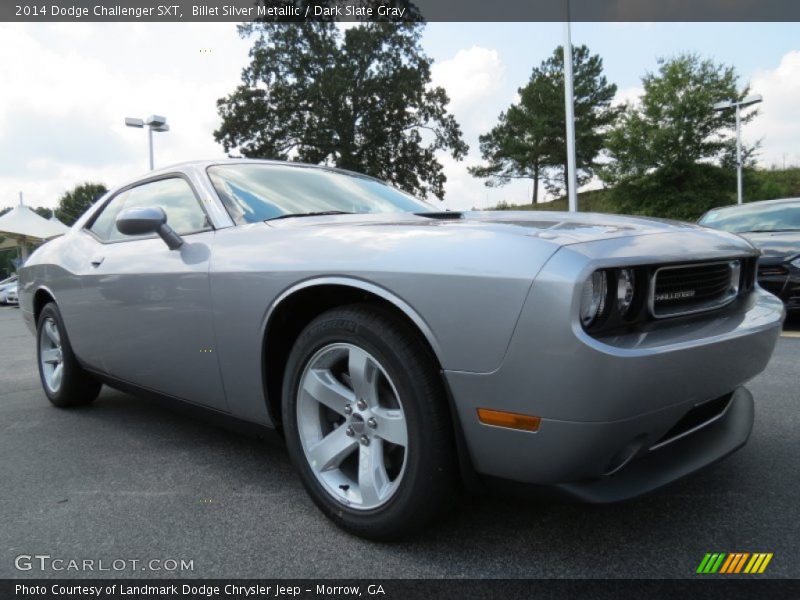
[1,306,798,579]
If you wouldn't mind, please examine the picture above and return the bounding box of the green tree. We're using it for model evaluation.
[604,54,753,180]
[55,183,108,226]
[215,23,468,200]
[470,45,619,202]
[469,75,558,204]
[601,54,758,219]
[33,207,53,219]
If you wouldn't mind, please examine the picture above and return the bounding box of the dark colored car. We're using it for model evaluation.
[700,198,800,311]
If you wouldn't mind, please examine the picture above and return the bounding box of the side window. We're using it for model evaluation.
[88,178,210,242]
[88,190,130,241]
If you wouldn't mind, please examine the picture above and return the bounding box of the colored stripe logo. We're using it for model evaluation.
[696,553,773,574]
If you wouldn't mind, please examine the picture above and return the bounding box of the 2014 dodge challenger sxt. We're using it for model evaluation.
[18,160,784,539]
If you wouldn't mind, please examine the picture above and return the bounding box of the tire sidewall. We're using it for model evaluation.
[282,310,440,536]
[36,303,79,405]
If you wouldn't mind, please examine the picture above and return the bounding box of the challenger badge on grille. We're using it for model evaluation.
[655,290,697,301]
[650,260,741,318]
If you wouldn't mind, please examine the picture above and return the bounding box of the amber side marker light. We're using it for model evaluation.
[477,408,541,432]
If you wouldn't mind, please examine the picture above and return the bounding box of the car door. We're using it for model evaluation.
[78,176,228,411]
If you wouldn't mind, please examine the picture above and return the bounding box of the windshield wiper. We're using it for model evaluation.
[265,211,354,221]
[739,228,800,233]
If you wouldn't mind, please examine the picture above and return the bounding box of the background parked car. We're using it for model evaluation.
[0,275,18,305]
[5,283,18,305]
[699,198,800,311]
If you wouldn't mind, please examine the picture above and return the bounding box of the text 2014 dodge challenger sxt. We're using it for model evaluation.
[18,160,784,539]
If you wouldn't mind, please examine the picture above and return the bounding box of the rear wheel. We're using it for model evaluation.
[282,304,458,540]
[37,302,101,407]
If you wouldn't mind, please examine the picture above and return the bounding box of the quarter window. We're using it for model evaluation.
[88,178,210,242]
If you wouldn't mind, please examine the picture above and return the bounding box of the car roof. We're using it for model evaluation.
[156,158,287,171]
[111,158,386,194]
[703,197,800,216]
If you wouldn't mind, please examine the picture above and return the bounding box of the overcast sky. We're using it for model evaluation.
[1,22,798,212]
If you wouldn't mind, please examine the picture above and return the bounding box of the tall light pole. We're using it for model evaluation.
[712,95,762,205]
[125,115,170,171]
[563,4,578,212]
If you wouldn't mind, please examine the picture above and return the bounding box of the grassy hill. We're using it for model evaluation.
[491,166,800,218]
[494,188,616,214]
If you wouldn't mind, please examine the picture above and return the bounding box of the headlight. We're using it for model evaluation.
[616,268,635,316]
[791,256,800,269]
[580,270,607,327]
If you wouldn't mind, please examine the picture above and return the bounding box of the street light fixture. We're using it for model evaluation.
[125,114,170,171]
[712,95,762,205]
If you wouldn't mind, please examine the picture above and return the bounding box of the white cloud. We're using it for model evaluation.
[431,46,525,210]
[6,24,793,216]
[431,45,505,132]
[613,85,644,108]
[431,46,504,108]
[0,28,511,212]
[0,23,250,209]
[749,50,800,169]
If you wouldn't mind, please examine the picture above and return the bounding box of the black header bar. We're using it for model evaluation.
[3,578,800,600]
[5,0,800,22]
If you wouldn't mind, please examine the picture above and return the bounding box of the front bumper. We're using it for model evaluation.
[444,244,784,496]
[553,387,753,502]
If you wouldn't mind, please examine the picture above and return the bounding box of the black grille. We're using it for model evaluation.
[651,261,738,318]
[788,285,800,309]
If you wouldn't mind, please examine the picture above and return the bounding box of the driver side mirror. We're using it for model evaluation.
[116,206,183,250]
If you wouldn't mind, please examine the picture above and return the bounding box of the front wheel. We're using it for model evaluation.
[282,304,458,540]
[37,302,101,407]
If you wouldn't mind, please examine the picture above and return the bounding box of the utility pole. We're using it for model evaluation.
[563,3,578,212]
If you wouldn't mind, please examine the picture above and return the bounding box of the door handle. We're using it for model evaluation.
[90,256,105,267]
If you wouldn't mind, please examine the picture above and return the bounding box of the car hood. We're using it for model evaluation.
[739,231,800,260]
[265,210,721,246]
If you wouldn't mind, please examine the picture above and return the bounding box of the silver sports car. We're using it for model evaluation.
[19,159,784,539]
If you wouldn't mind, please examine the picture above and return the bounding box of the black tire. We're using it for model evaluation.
[282,303,459,540]
[36,302,101,408]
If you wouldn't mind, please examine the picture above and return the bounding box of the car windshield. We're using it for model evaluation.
[699,200,800,233]
[207,163,433,225]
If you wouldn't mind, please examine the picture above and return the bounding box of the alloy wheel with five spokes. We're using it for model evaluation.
[283,304,458,540]
[297,343,408,510]
[36,302,101,407]
[39,317,64,394]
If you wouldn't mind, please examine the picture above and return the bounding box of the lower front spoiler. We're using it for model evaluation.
[489,387,754,503]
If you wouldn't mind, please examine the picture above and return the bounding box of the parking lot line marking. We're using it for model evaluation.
[781,331,800,338]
